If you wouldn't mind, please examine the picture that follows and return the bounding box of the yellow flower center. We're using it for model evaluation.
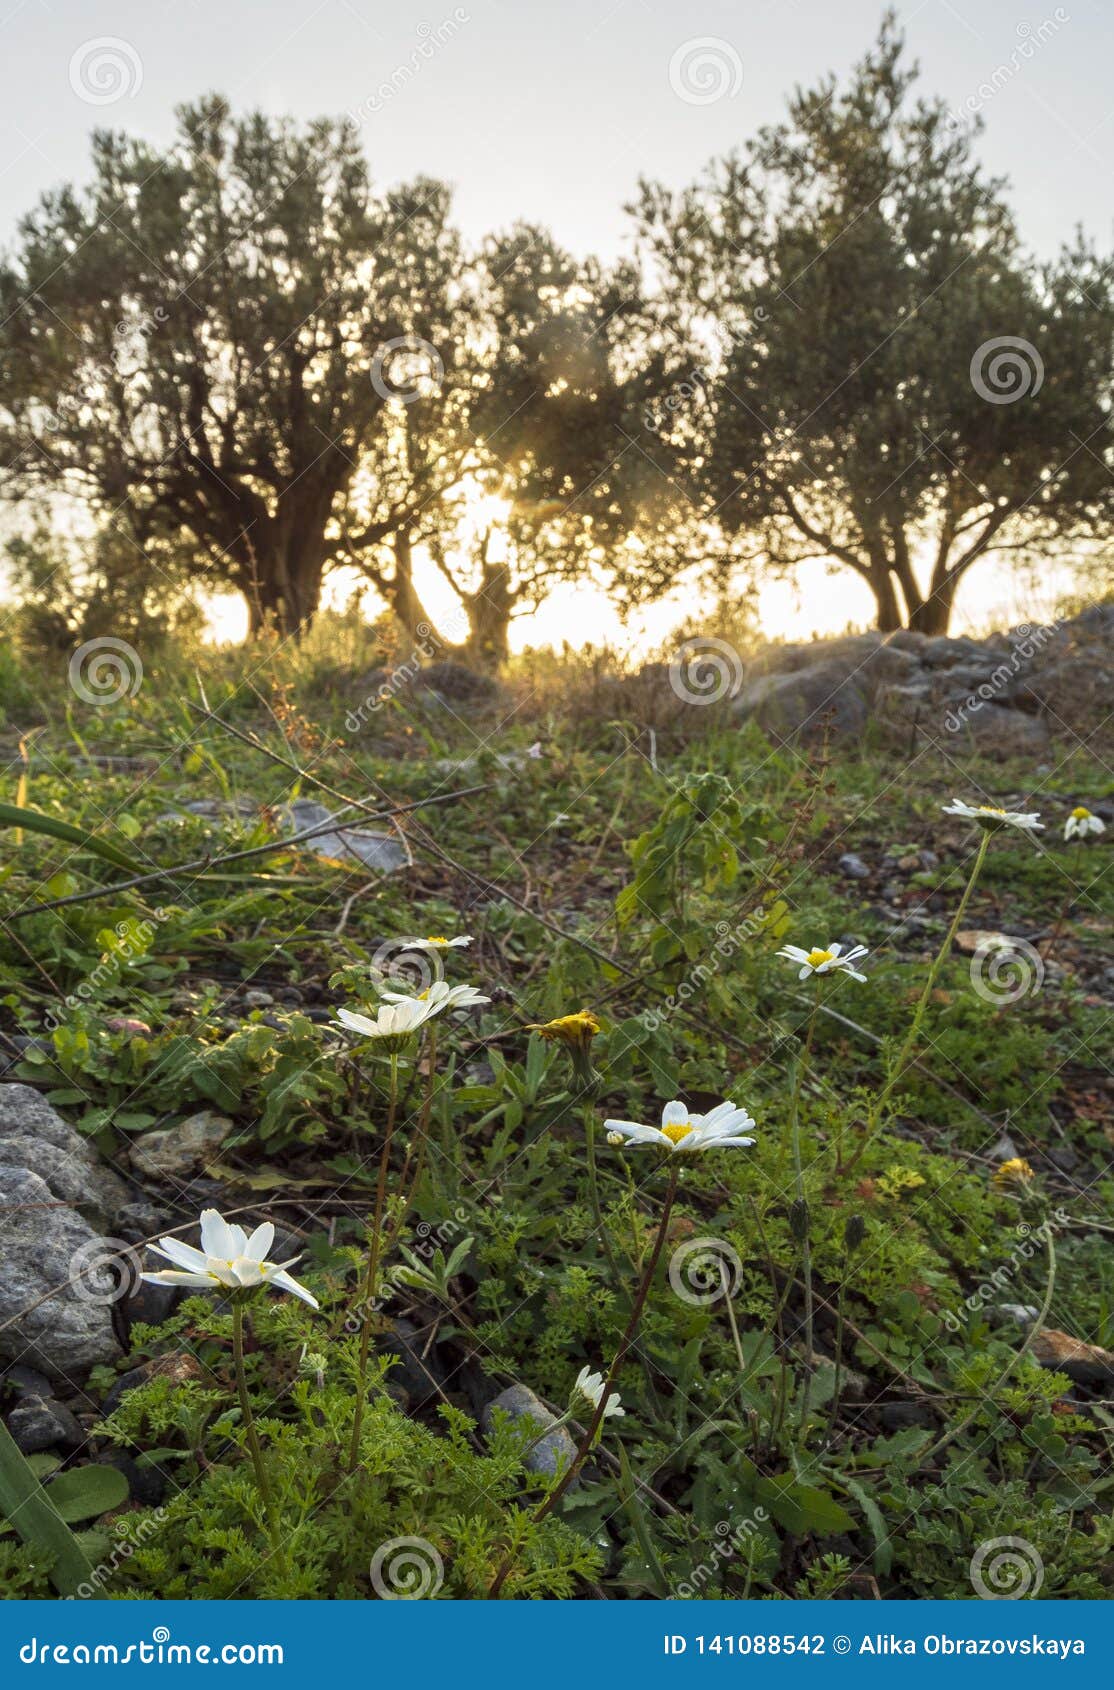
[425,935,449,944]
[806,948,835,968]
[661,1120,693,1145]
[977,806,1008,816]
[1070,806,1091,820]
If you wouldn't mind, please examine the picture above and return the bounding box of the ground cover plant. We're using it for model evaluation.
[0,624,1110,1601]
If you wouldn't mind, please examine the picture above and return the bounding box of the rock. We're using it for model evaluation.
[104,1451,167,1508]
[948,705,1051,758]
[380,1318,449,1408]
[112,1200,175,1245]
[101,1352,202,1417]
[0,1086,131,1230]
[415,662,502,707]
[1031,1329,1114,1388]
[8,1396,83,1453]
[128,1110,233,1180]
[278,799,407,874]
[0,1166,123,1379]
[737,661,869,745]
[920,635,988,668]
[878,1401,936,1431]
[2,1364,52,1400]
[838,852,871,880]
[989,1303,1040,1330]
[241,989,274,1009]
[481,1384,578,1479]
[121,1250,179,1329]
[105,1017,151,1036]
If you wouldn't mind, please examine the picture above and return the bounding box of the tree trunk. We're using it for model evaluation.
[870,567,903,633]
[907,591,955,636]
[463,550,512,670]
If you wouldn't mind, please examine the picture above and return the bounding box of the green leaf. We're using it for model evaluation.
[842,1475,893,1576]
[46,1463,129,1523]
[0,801,145,872]
[0,1417,94,1596]
[756,1475,855,1536]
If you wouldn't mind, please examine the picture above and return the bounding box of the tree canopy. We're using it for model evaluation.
[630,17,1113,632]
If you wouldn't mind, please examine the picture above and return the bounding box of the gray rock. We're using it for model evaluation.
[415,662,502,707]
[380,1319,449,1408]
[112,1199,174,1244]
[737,662,869,744]
[950,705,1051,758]
[2,1364,52,1400]
[0,1166,123,1380]
[278,800,407,874]
[8,1396,84,1453]
[0,1086,130,1230]
[920,635,988,668]
[128,1110,233,1180]
[481,1384,578,1479]
[838,853,870,880]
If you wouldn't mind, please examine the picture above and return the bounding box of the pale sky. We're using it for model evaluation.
[1,0,1109,645]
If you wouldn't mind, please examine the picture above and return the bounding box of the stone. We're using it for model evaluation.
[379,1318,449,1408]
[104,1451,167,1508]
[919,635,988,668]
[278,799,407,874]
[1031,1329,1114,1388]
[481,1384,578,1480]
[838,853,871,880]
[241,989,274,1008]
[2,1365,52,1400]
[415,662,502,707]
[956,706,1051,758]
[8,1396,83,1453]
[112,1200,175,1245]
[737,662,869,745]
[128,1109,233,1180]
[0,1085,130,1230]
[0,1166,122,1380]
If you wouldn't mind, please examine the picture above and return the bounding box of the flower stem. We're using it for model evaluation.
[347,1050,399,1472]
[920,1220,1056,1468]
[584,1104,621,1279]
[789,1052,815,1450]
[848,828,991,1173]
[488,1163,679,1599]
[232,1298,287,1579]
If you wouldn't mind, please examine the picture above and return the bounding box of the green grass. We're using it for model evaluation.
[0,632,1111,1599]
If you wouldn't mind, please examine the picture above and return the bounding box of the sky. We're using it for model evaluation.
[0,0,1109,646]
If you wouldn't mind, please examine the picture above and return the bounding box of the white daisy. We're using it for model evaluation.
[776,942,869,982]
[378,980,490,1016]
[942,799,1043,834]
[335,998,433,1049]
[574,1366,624,1418]
[604,1099,756,1155]
[1064,806,1105,842]
[396,934,473,952]
[141,1209,319,1309]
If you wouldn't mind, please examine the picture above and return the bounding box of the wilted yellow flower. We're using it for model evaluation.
[526,1010,601,1046]
[526,1010,602,1093]
[993,1157,1035,1190]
